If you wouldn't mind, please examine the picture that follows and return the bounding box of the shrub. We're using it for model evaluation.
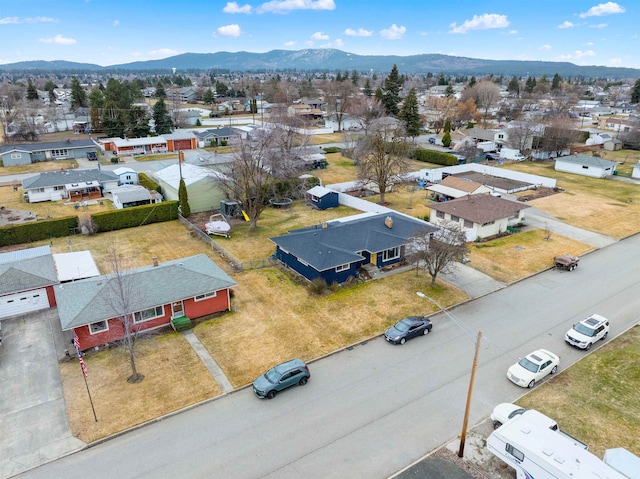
[0,216,79,247]
[323,146,341,154]
[138,172,162,193]
[411,148,457,166]
[308,277,328,295]
[91,201,179,232]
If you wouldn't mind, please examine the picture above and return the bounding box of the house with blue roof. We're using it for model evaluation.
[0,139,97,166]
[270,212,437,284]
[22,168,120,203]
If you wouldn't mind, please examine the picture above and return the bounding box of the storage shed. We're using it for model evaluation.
[307,186,339,210]
[554,154,617,178]
[153,163,228,213]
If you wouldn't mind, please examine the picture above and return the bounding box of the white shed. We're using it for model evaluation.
[554,154,617,178]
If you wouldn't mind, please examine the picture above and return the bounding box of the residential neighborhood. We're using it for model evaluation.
[1,40,640,479]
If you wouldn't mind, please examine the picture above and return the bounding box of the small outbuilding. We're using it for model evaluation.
[554,154,617,178]
[113,167,139,185]
[307,186,339,210]
[153,163,228,213]
[111,184,162,209]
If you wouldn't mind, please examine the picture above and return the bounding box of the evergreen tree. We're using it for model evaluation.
[551,73,562,90]
[202,88,215,105]
[437,73,447,86]
[363,79,373,97]
[350,70,360,86]
[155,81,167,99]
[374,87,383,101]
[525,77,537,93]
[27,79,38,100]
[153,98,173,134]
[70,76,88,109]
[631,78,640,104]
[507,76,520,96]
[445,84,455,98]
[399,88,422,139]
[178,177,191,217]
[442,120,452,148]
[468,76,477,88]
[381,64,401,116]
[44,80,57,103]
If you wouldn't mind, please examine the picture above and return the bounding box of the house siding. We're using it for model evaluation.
[275,247,359,284]
[46,286,57,307]
[555,160,614,178]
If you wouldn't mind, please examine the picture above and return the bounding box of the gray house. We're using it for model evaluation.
[554,154,617,178]
[195,127,243,147]
[270,212,436,284]
[22,169,120,203]
[0,139,97,166]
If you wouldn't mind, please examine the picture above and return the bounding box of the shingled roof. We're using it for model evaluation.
[428,194,530,224]
[22,169,118,189]
[0,245,58,295]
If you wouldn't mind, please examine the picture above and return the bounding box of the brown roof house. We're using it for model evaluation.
[428,194,530,241]
[426,176,493,201]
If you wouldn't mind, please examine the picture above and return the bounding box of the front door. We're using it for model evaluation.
[172,301,184,318]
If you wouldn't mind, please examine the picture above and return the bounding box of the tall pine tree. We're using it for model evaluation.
[381,64,401,116]
[399,88,422,139]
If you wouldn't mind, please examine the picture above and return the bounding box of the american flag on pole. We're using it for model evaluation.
[78,355,88,378]
[73,330,81,356]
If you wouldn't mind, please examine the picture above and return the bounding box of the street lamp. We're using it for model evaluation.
[416,292,482,458]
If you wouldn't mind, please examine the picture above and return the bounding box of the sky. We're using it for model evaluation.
[0,0,638,69]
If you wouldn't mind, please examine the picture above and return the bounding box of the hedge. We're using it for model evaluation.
[138,172,162,193]
[411,148,458,166]
[0,216,79,247]
[91,201,179,232]
[323,146,342,154]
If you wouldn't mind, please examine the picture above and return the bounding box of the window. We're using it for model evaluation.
[464,220,473,228]
[51,149,68,157]
[10,153,22,159]
[336,264,349,272]
[54,186,65,191]
[133,305,164,323]
[299,258,310,267]
[436,211,445,219]
[482,220,495,226]
[195,291,217,301]
[382,247,400,262]
[505,444,525,462]
[582,165,589,169]
[451,215,460,222]
[311,195,319,203]
[89,321,108,334]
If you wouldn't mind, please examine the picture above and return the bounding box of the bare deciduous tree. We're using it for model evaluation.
[462,81,501,126]
[357,127,409,204]
[323,79,357,132]
[407,222,469,286]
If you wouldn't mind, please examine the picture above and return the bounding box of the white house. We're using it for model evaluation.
[21,169,120,203]
[113,167,139,185]
[555,154,617,178]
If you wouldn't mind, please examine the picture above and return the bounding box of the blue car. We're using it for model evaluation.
[384,316,433,345]
[252,359,310,399]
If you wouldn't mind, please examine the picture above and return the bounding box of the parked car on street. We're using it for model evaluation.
[507,349,559,388]
[384,316,432,345]
[565,314,609,350]
[252,359,310,399]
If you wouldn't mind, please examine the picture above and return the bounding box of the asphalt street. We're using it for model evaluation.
[17,232,640,479]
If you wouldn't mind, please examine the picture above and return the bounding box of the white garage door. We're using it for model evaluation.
[0,288,50,318]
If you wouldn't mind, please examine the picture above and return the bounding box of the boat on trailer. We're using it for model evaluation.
[205,214,231,238]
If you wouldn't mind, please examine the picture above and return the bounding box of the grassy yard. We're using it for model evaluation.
[0,160,78,178]
[467,229,595,284]
[518,324,640,459]
[503,160,640,239]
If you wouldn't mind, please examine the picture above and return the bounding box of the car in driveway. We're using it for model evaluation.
[384,316,432,345]
[507,349,559,388]
[252,359,310,399]
[565,314,609,350]
[490,403,559,430]
[86,151,98,161]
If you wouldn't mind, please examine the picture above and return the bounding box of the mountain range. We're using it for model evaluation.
[1,49,639,78]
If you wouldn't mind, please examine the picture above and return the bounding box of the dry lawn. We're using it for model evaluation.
[61,333,220,443]
[310,132,346,144]
[503,161,640,238]
[194,267,468,387]
[518,325,640,458]
[467,229,595,284]
[0,160,78,178]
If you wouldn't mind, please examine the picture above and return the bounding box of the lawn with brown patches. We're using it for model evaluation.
[503,161,640,238]
[518,325,640,458]
[467,229,594,284]
[0,160,78,178]
[61,333,220,443]
[194,267,467,387]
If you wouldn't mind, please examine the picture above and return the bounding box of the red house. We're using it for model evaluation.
[55,254,236,350]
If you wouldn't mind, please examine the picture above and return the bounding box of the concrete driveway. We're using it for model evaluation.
[0,309,84,479]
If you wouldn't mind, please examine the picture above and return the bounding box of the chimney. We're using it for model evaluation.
[384,216,393,229]
[321,221,328,229]
[152,256,158,267]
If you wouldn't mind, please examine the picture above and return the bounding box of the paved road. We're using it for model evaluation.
[18,233,640,479]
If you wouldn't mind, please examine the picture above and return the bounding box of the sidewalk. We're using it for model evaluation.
[181,330,234,393]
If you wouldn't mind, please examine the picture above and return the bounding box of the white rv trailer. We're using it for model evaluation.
[487,413,627,479]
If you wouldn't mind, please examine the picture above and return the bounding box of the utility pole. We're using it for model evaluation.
[458,330,482,457]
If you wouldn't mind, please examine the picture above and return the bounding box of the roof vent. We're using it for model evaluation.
[384,216,393,229]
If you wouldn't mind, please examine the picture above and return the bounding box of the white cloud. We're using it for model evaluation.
[147,48,180,59]
[449,13,509,34]
[508,30,518,35]
[589,23,608,28]
[608,58,622,66]
[216,24,242,37]
[557,21,576,29]
[379,24,406,40]
[311,31,329,40]
[334,38,344,47]
[39,34,76,45]
[0,16,57,24]
[585,41,595,45]
[539,44,552,51]
[284,40,297,47]
[345,27,373,37]
[223,2,252,14]
[559,50,596,61]
[257,0,336,14]
[579,2,625,18]
[113,20,120,27]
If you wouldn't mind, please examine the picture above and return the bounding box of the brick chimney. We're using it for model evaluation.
[384,216,393,229]
[152,256,158,267]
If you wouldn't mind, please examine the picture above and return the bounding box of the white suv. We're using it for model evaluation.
[565,314,609,350]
